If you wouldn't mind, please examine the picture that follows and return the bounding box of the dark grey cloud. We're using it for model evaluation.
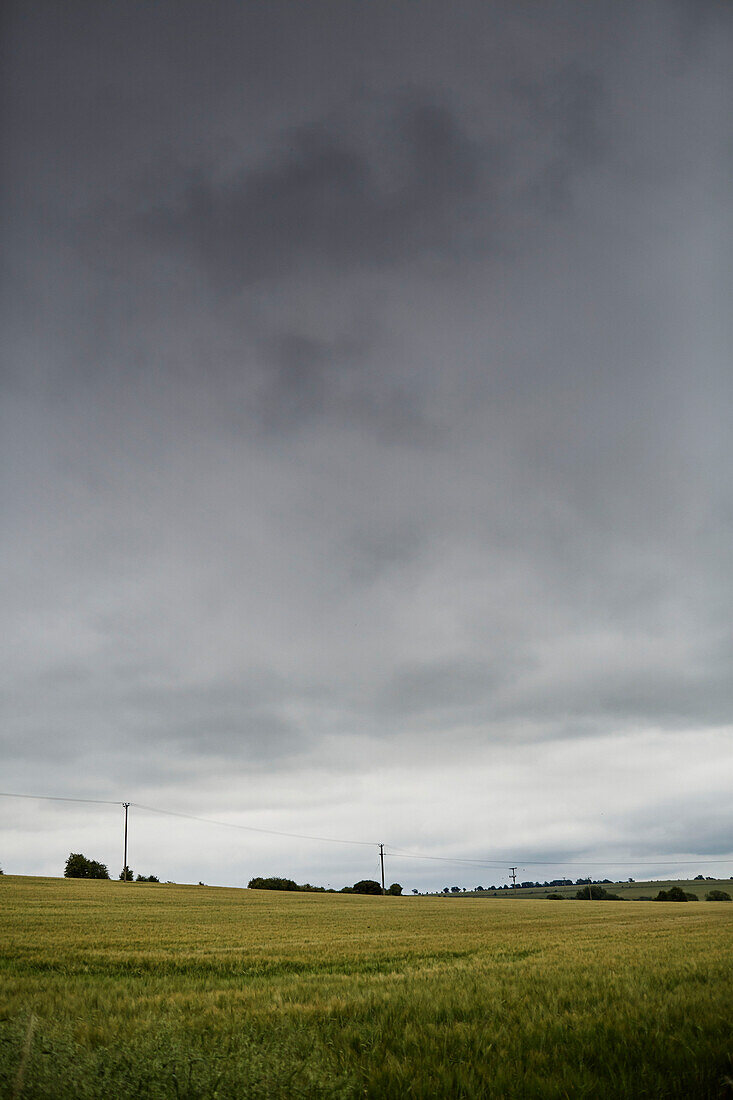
[140,96,480,286]
[511,64,605,215]
[2,0,732,887]
[136,68,610,292]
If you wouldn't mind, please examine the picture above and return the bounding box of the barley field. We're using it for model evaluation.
[1,876,731,1098]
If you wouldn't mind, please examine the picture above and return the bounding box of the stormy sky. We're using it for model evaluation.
[2,1,731,890]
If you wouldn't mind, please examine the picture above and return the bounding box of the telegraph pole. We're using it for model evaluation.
[122,802,130,882]
[509,866,517,888]
[379,843,385,894]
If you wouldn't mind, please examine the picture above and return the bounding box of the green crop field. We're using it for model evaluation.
[1,876,731,1099]
[459,879,733,901]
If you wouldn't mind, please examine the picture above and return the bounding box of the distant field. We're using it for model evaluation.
[459,878,733,901]
[1,876,732,1098]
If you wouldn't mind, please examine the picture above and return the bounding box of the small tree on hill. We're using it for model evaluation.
[65,853,110,879]
[352,879,383,895]
[705,889,731,901]
[387,883,402,895]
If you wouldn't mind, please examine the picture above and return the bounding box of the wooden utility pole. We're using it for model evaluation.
[122,802,130,882]
[510,866,517,888]
[379,843,385,894]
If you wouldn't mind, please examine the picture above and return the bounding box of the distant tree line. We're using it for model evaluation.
[447,879,614,893]
[648,887,729,901]
[58,855,730,899]
[443,876,733,895]
[248,876,402,895]
[545,886,731,902]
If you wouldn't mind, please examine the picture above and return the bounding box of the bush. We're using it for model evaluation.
[136,874,160,883]
[352,879,383,895]
[64,853,110,879]
[546,893,565,900]
[248,876,300,891]
[574,885,622,900]
[705,890,731,901]
[247,876,328,892]
[387,883,403,895]
[119,866,134,881]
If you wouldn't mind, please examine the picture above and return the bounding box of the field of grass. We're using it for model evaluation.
[460,879,733,901]
[1,876,731,1099]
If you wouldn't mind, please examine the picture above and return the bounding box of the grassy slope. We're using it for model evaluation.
[1,876,732,1099]
[460,879,733,900]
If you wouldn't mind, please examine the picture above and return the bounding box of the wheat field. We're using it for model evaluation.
[1,875,731,1098]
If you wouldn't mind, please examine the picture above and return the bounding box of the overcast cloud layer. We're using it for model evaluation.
[2,1,732,890]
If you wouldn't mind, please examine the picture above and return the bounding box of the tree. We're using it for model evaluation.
[387,883,402,895]
[352,879,383,895]
[119,866,134,881]
[136,874,160,883]
[412,888,419,894]
[64,853,109,879]
[705,890,731,901]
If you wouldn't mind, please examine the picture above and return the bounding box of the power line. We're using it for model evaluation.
[130,802,377,848]
[0,790,377,849]
[385,846,733,868]
[1,791,731,871]
[386,849,513,868]
[0,791,122,807]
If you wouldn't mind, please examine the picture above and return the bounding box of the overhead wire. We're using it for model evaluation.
[130,801,377,848]
[1,791,731,870]
[0,791,123,807]
[385,846,733,868]
[0,791,375,848]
